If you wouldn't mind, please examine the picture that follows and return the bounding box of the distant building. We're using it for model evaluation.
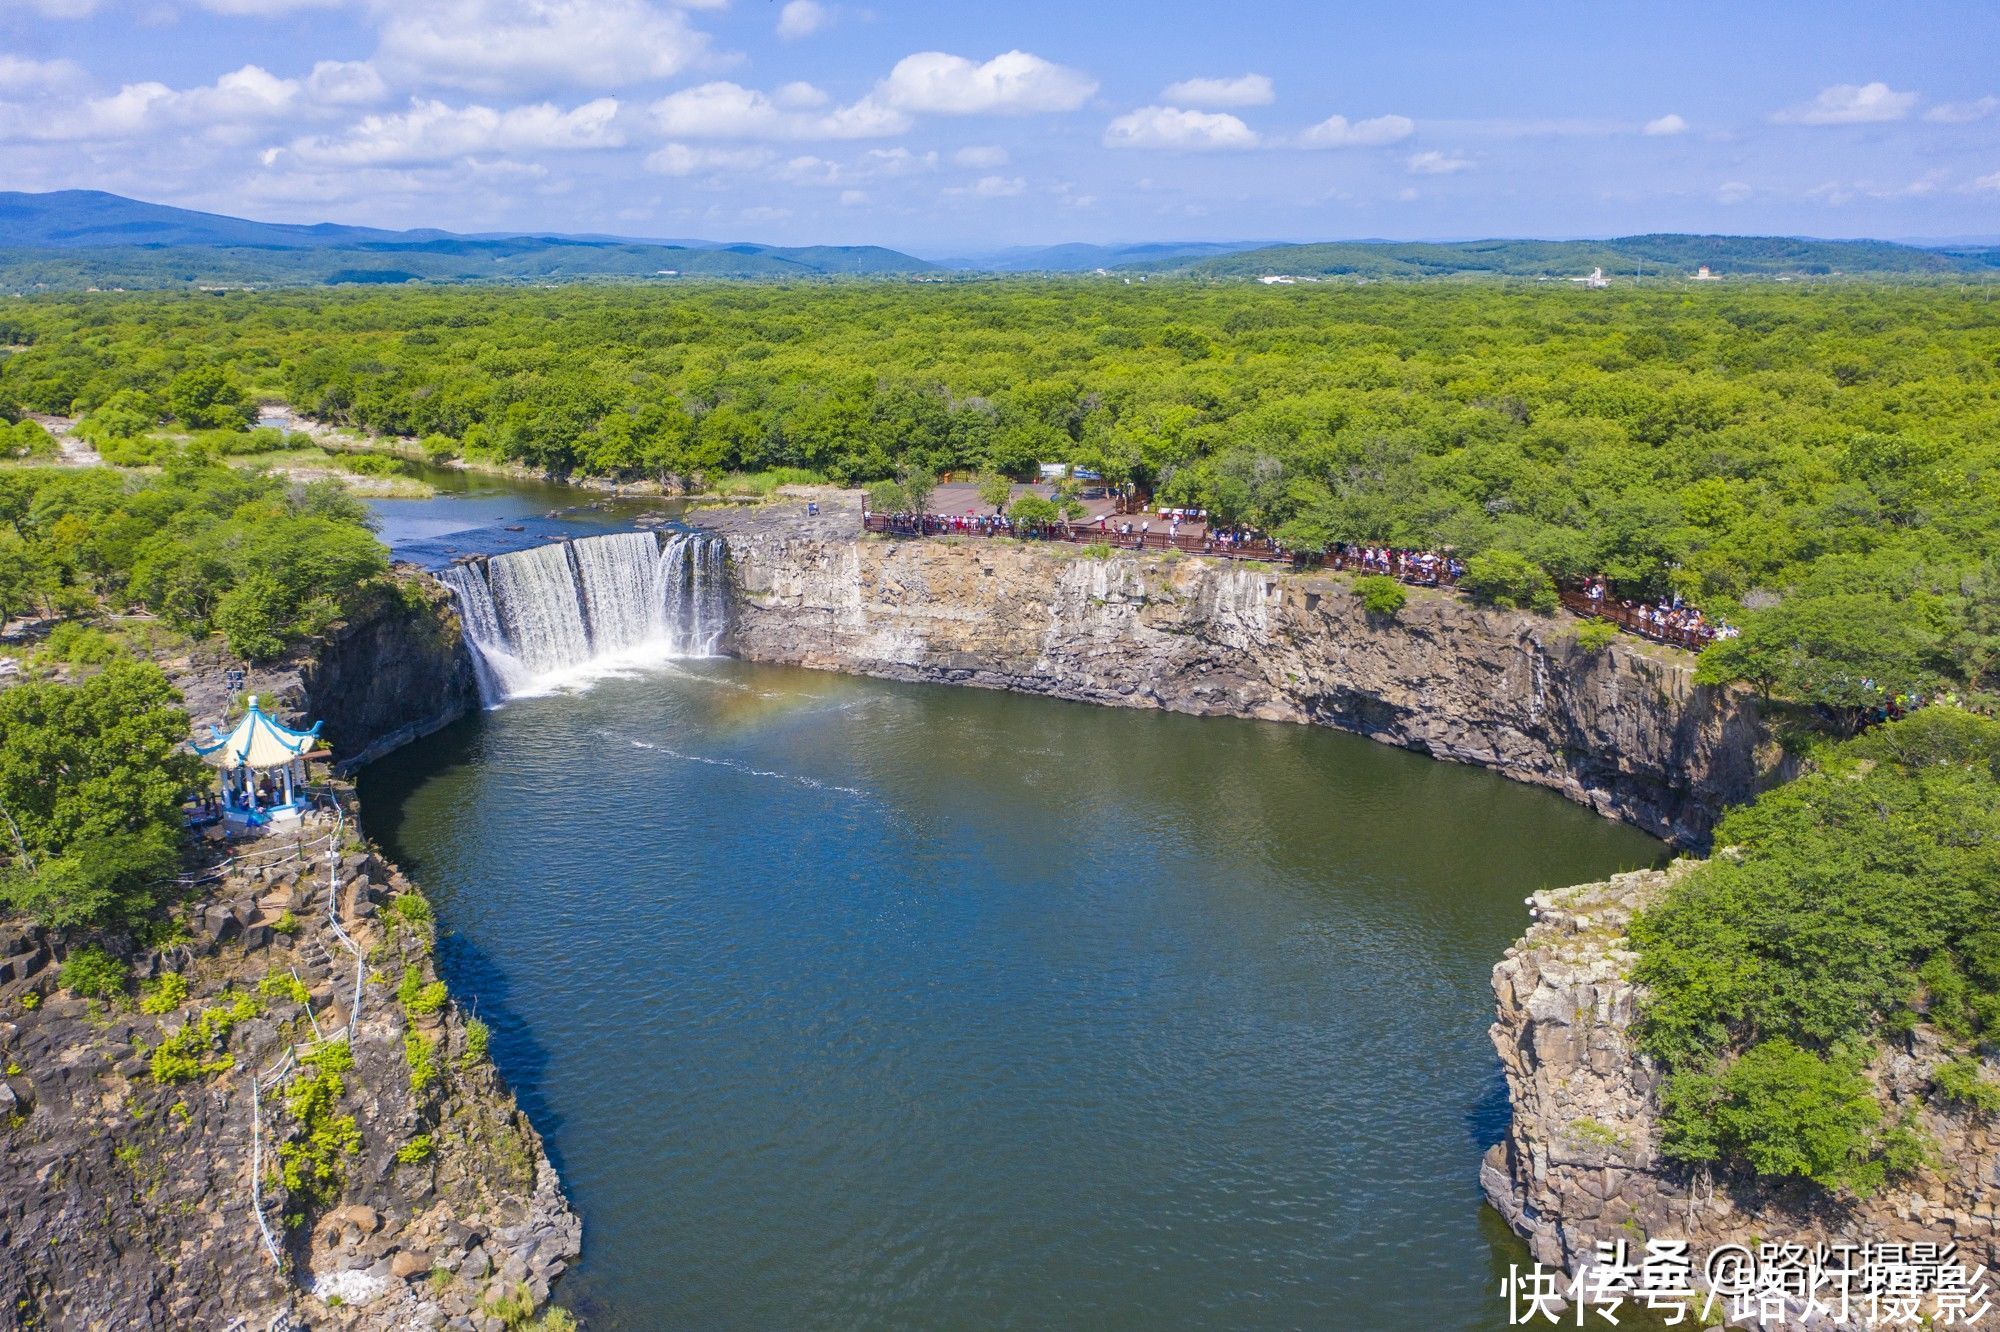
[1258,275,1298,285]
[1569,267,1611,289]
[1691,265,1721,281]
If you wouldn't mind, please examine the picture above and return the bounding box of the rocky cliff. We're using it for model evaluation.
[699,498,1775,846]
[1483,867,2000,1322]
[0,798,577,1331]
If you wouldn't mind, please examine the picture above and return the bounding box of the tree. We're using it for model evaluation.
[898,464,937,517]
[864,479,906,516]
[1696,592,1941,731]
[976,469,1013,515]
[0,662,202,927]
[1007,494,1059,528]
[1460,550,1557,613]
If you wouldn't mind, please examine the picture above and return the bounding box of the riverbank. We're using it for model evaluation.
[697,496,1777,847]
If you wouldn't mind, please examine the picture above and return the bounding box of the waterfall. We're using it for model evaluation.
[441,530,728,704]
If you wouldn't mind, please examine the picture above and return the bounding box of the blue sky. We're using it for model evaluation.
[1,0,1995,253]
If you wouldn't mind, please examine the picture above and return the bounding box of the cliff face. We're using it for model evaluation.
[701,500,1775,846]
[1484,868,2000,1310]
[0,803,577,1331]
[303,576,479,771]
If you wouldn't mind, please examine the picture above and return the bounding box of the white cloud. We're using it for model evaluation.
[1925,96,2000,123]
[740,205,790,223]
[1406,149,1471,174]
[1774,82,1918,125]
[1159,74,1273,108]
[284,96,625,167]
[651,81,909,140]
[773,82,829,110]
[1717,180,1753,204]
[195,0,345,13]
[946,174,1025,198]
[839,188,867,205]
[375,0,709,94]
[1975,171,2000,192]
[0,54,86,94]
[1642,113,1688,136]
[1297,112,1412,148]
[7,64,309,143]
[777,146,934,186]
[642,142,774,175]
[776,0,828,40]
[11,0,101,15]
[878,50,1096,116]
[953,144,1007,167]
[306,60,389,107]
[1103,105,1257,151]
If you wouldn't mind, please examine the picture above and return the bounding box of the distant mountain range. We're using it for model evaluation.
[1133,234,2000,279]
[1,191,1996,292]
[0,191,937,288]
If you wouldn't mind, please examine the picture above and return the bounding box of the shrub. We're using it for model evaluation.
[1460,550,1558,613]
[863,479,906,515]
[258,970,311,1006]
[395,1133,434,1165]
[43,623,123,666]
[1572,619,1621,654]
[59,945,127,999]
[1353,574,1406,618]
[405,1030,440,1093]
[1007,494,1059,528]
[397,965,448,1017]
[462,1017,491,1068]
[1933,1055,2000,1113]
[272,909,300,935]
[138,971,189,1015]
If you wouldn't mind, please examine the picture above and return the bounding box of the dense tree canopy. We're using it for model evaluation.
[6,280,1996,699]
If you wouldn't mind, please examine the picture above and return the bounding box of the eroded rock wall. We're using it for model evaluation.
[1483,868,2000,1315]
[0,804,576,1331]
[701,499,1775,846]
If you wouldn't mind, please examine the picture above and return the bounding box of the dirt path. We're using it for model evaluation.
[26,413,100,466]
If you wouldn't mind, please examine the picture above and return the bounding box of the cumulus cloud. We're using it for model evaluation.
[306,60,389,107]
[1926,96,1999,123]
[953,144,1008,167]
[1975,171,2000,191]
[1642,113,1688,136]
[651,81,909,140]
[4,64,310,143]
[1406,149,1470,174]
[1159,74,1273,108]
[0,54,86,94]
[1103,105,1257,150]
[946,174,1025,197]
[283,96,625,167]
[1774,82,1918,125]
[1717,180,1753,204]
[877,50,1096,115]
[1297,112,1412,148]
[643,142,775,175]
[776,145,936,185]
[776,0,828,40]
[375,0,709,94]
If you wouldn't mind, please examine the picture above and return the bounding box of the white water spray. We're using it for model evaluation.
[442,531,729,704]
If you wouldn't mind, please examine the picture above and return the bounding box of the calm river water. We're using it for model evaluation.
[358,658,1660,1329]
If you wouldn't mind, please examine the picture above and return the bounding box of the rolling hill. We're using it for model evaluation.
[1132,234,2000,279]
[0,191,938,289]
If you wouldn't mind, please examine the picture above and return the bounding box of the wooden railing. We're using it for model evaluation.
[862,514,1728,651]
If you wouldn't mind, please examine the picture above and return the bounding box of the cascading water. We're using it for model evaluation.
[442,530,728,704]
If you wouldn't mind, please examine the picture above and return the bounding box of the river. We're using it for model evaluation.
[357,636,1660,1328]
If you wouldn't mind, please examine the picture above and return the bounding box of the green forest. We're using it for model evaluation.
[6,280,2000,714]
[3,277,2000,1200]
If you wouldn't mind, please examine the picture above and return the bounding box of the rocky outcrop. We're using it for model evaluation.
[0,801,577,1331]
[1483,867,2000,1322]
[699,498,1776,846]
[304,576,478,770]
